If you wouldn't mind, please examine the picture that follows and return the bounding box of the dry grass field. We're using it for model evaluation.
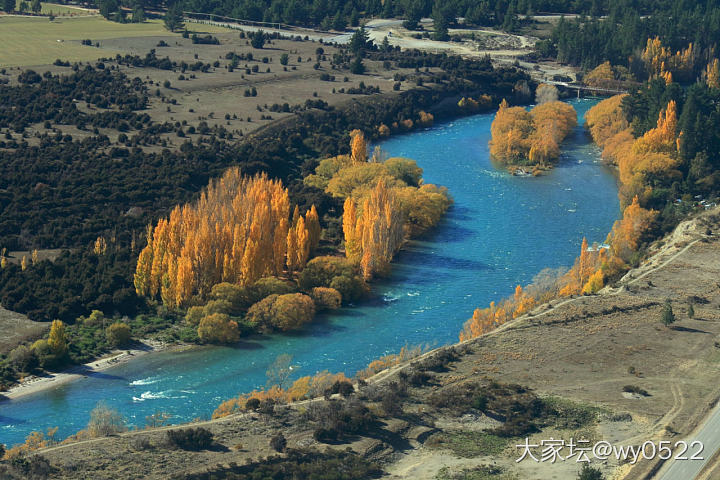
[0,307,48,355]
[0,15,230,67]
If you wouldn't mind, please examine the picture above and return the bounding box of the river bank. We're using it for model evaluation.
[1,339,178,401]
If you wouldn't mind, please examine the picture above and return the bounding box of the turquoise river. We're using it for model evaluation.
[1,98,619,446]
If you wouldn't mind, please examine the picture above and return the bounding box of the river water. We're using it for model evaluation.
[0,98,619,447]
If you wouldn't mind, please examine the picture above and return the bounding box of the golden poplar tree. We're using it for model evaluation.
[343,197,360,262]
[349,129,368,163]
[94,236,107,255]
[305,205,321,253]
[48,320,68,357]
[706,59,720,89]
[344,178,405,279]
[134,170,294,306]
[295,216,311,270]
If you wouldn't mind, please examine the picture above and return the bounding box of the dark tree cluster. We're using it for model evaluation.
[0,66,147,131]
[546,0,720,71]
[172,0,604,34]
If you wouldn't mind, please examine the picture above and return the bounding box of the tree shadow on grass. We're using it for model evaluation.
[671,325,710,334]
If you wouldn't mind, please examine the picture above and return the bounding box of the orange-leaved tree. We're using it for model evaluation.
[134,168,318,307]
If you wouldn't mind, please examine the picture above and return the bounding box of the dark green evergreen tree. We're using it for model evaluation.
[661,299,675,327]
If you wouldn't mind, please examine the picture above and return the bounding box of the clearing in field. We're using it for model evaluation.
[0,15,231,67]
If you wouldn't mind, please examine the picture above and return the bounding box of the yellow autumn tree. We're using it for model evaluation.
[94,236,107,255]
[349,129,368,163]
[490,100,577,167]
[305,204,321,253]
[344,178,405,279]
[582,269,604,294]
[633,100,678,155]
[489,100,534,163]
[585,61,615,89]
[706,58,720,89]
[584,94,630,148]
[134,169,318,307]
[609,196,658,263]
[48,320,68,358]
[641,37,694,81]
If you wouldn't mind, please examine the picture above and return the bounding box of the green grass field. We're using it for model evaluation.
[15,1,94,15]
[0,15,231,67]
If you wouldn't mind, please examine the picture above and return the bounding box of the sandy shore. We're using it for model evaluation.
[1,340,167,401]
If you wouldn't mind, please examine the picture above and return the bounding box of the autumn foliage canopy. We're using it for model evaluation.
[489,99,578,167]
[134,169,320,307]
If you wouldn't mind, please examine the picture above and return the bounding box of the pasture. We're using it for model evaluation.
[0,15,230,66]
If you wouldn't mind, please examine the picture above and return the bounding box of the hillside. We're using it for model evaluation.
[10,206,719,480]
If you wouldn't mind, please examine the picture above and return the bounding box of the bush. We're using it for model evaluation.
[203,299,233,316]
[661,298,675,326]
[87,401,127,437]
[8,345,37,373]
[130,436,152,451]
[185,305,205,325]
[578,464,605,480]
[622,385,650,396]
[253,276,297,299]
[330,380,354,397]
[313,427,338,443]
[270,433,287,452]
[197,313,240,344]
[311,287,342,310]
[106,322,131,347]
[166,427,214,450]
[298,256,367,302]
[246,293,315,331]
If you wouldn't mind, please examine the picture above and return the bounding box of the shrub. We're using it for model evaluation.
[578,464,605,480]
[253,276,297,299]
[246,293,315,331]
[87,401,127,437]
[329,380,354,397]
[270,433,287,452]
[8,345,37,373]
[166,427,214,450]
[197,313,240,344]
[661,298,675,326]
[311,287,342,310]
[210,282,253,313]
[298,256,367,302]
[106,322,131,347]
[203,299,233,316]
[185,305,204,325]
[313,427,338,443]
[622,385,650,396]
[130,436,152,450]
